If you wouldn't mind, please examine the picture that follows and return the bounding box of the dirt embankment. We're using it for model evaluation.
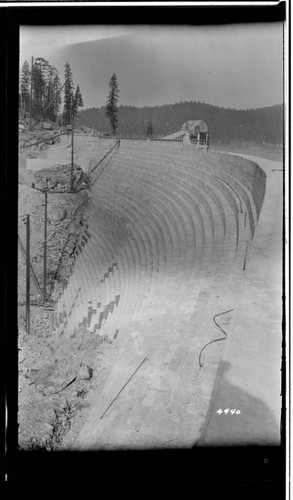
[18,185,88,305]
[18,131,117,450]
[18,327,117,451]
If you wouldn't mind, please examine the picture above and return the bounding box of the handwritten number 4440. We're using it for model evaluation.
[217,409,241,415]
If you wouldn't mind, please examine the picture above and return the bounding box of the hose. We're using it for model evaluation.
[198,308,234,368]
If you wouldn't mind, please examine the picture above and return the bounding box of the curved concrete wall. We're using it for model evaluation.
[197,153,281,446]
[51,141,266,342]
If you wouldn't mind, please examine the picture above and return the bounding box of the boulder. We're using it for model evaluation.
[77,363,93,381]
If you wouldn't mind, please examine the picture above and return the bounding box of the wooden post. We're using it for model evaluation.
[26,215,30,334]
[43,191,48,303]
[71,113,74,191]
[18,235,43,298]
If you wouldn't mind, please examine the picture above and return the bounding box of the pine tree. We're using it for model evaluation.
[44,65,57,121]
[20,56,70,124]
[63,62,75,126]
[76,84,84,108]
[20,60,31,113]
[52,73,62,122]
[72,84,84,117]
[32,57,50,118]
[31,60,40,117]
[105,73,119,135]
[146,119,154,138]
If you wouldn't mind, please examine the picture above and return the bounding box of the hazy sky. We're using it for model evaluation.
[20,25,130,60]
[20,24,283,110]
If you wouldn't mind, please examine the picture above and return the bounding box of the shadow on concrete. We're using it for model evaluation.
[197,361,281,446]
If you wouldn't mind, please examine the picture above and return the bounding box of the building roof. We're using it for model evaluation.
[163,130,187,140]
[181,120,208,133]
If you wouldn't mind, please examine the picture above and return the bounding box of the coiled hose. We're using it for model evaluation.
[198,308,234,368]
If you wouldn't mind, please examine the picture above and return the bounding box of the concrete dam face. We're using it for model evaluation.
[50,139,281,449]
[52,140,265,340]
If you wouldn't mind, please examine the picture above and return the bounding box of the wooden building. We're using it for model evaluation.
[163,120,209,148]
[181,120,209,148]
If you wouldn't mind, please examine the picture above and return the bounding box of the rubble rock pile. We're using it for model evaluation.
[34,163,90,192]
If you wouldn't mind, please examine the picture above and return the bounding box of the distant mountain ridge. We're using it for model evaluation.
[79,101,283,145]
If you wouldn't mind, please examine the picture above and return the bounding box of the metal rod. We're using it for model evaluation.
[18,235,42,298]
[213,174,243,213]
[75,140,120,191]
[243,240,249,271]
[100,357,148,419]
[26,215,30,334]
[43,191,48,303]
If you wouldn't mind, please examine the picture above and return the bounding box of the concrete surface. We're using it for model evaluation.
[199,154,283,445]
[43,139,282,449]
[69,146,282,449]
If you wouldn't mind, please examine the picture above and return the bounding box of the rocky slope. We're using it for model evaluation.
[18,131,117,450]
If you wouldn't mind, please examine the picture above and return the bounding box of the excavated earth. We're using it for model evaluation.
[18,131,118,450]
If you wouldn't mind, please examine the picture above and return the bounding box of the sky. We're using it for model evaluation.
[20,24,283,110]
[20,25,130,60]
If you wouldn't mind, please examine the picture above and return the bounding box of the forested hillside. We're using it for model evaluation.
[79,101,283,145]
